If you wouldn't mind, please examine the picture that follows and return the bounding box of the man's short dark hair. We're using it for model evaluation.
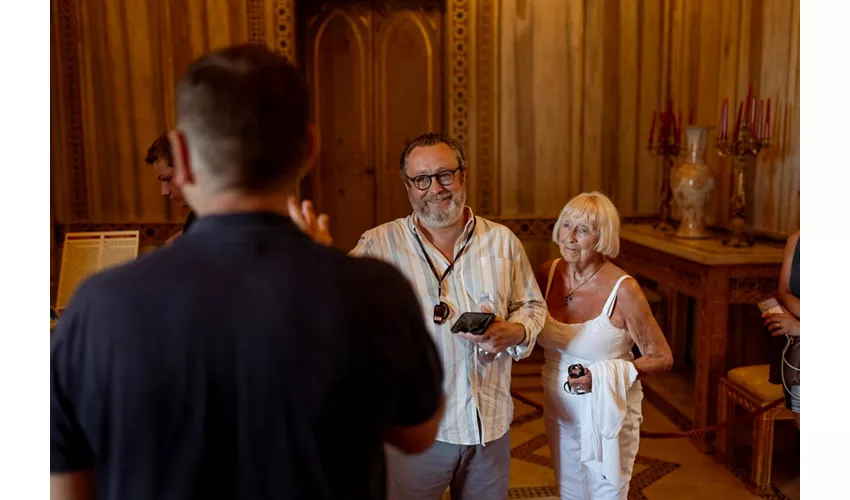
[175,44,311,193]
[399,133,466,174]
[144,133,173,166]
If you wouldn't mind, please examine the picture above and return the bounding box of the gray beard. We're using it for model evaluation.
[415,189,467,229]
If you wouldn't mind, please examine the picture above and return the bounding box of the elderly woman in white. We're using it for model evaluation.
[535,192,673,500]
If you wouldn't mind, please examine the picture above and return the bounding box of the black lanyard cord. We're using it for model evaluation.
[412,217,477,298]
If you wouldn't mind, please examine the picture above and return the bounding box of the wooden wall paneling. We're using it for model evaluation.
[498,0,536,216]
[52,0,259,225]
[636,0,664,215]
[565,0,585,203]
[782,18,800,233]
[714,0,740,227]
[581,0,604,195]
[530,0,568,217]
[497,0,519,216]
[374,5,444,224]
[306,5,375,252]
[599,0,620,205]
[51,2,69,226]
[753,0,798,234]
[617,0,639,214]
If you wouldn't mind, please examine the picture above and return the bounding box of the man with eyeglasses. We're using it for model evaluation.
[352,132,547,499]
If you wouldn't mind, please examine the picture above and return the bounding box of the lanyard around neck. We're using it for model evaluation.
[413,217,477,298]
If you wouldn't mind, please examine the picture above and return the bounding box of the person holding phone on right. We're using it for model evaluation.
[763,230,800,426]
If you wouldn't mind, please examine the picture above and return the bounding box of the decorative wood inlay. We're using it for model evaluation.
[57,0,89,221]
[447,0,470,150]
[246,0,266,45]
[492,218,556,240]
[475,0,497,216]
[276,0,296,63]
[729,277,779,304]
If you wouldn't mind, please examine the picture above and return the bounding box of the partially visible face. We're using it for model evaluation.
[557,215,600,263]
[404,143,467,229]
[153,158,187,207]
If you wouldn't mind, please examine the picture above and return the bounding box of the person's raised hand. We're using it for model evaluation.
[287,196,332,246]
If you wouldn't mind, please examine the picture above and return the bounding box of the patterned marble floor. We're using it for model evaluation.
[441,354,800,500]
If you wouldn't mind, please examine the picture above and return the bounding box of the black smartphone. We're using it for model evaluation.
[450,312,496,335]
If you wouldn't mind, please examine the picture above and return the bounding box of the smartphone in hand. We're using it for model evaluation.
[450,312,496,335]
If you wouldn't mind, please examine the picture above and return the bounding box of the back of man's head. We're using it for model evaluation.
[175,44,311,194]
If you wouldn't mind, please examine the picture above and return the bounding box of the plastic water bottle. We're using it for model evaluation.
[477,294,501,361]
[478,293,495,314]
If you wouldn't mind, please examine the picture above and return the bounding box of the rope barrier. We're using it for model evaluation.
[510,390,785,439]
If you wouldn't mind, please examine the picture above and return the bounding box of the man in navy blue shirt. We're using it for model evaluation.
[50,45,444,500]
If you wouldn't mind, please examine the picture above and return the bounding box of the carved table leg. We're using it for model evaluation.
[751,413,776,494]
[715,380,735,461]
[692,268,731,452]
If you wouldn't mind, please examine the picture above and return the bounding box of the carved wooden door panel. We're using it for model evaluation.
[303,0,444,252]
[304,1,376,252]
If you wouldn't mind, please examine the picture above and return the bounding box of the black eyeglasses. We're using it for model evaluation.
[404,166,464,191]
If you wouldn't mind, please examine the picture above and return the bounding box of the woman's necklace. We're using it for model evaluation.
[564,262,604,305]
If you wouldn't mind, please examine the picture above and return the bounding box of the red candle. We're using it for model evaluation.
[648,111,656,146]
[720,99,729,139]
[756,99,763,139]
[745,84,753,118]
[764,97,770,139]
[749,97,756,132]
[733,101,743,139]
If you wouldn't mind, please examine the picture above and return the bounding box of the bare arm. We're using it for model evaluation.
[777,231,800,319]
[51,471,95,500]
[384,396,445,454]
[617,279,673,378]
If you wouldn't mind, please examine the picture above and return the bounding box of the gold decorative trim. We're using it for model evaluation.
[490,218,556,240]
[246,0,267,45]
[57,0,89,221]
[275,0,296,63]
[475,0,498,216]
[729,278,779,304]
[447,0,470,155]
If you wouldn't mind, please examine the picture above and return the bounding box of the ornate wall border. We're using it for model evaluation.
[474,0,498,216]
[56,0,89,221]
[446,0,498,216]
[246,0,267,45]
[274,0,297,63]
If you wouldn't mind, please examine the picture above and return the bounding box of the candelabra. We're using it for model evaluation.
[715,87,771,247]
[647,98,683,232]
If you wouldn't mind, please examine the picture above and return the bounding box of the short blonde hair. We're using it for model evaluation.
[552,191,620,258]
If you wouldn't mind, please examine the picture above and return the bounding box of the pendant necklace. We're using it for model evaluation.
[565,262,604,305]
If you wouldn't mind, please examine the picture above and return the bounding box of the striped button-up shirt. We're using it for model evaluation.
[351,208,546,445]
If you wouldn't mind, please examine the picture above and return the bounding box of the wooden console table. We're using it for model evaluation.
[612,223,785,451]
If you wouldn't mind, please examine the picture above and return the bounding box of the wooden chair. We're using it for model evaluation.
[716,365,794,494]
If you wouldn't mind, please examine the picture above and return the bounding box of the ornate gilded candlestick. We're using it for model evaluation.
[647,97,683,232]
[715,87,771,247]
